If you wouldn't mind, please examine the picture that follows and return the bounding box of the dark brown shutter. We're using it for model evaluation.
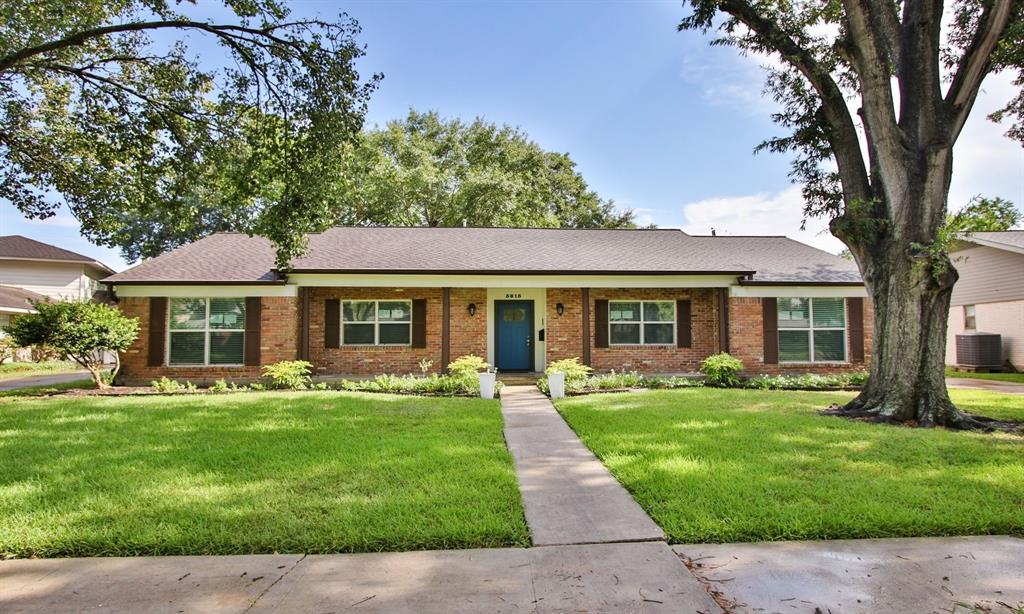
[594,299,609,348]
[762,298,778,364]
[848,297,865,362]
[324,299,340,348]
[147,297,167,367]
[676,299,692,348]
[244,297,262,366]
[411,298,427,348]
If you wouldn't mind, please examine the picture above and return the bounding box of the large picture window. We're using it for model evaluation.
[609,300,675,345]
[168,298,245,365]
[342,300,412,346]
[778,297,846,362]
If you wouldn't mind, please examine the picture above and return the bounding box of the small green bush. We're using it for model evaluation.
[545,357,593,384]
[151,377,196,393]
[700,353,744,387]
[745,371,868,390]
[209,379,230,393]
[447,355,491,378]
[262,360,313,390]
[340,372,491,396]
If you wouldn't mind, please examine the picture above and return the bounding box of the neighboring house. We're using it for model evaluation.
[104,227,872,384]
[946,230,1024,370]
[0,235,115,301]
[0,286,46,360]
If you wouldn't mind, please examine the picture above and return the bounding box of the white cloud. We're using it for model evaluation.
[680,186,846,253]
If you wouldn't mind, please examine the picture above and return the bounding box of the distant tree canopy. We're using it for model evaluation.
[337,110,636,229]
[0,1,379,269]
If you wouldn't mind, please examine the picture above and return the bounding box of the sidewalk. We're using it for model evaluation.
[499,385,664,546]
[947,377,1024,395]
[0,371,89,391]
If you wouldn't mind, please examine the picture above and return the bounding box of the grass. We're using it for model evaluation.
[556,388,1024,544]
[0,361,81,382]
[0,391,528,557]
[946,367,1024,384]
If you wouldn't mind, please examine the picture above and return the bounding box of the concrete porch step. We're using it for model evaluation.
[496,372,543,386]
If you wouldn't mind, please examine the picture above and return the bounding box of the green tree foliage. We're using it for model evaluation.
[948,196,1021,233]
[337,110,636,229]
[0,1,379,269]
[678,1,1023,427]
[3,301,139,388]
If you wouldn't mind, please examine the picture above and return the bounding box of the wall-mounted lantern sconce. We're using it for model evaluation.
[556,303,565,316]
[467,303,477,316]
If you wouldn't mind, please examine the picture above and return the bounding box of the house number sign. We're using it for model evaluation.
[505,293,523,299]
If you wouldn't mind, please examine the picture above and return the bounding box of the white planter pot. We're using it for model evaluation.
[548,372,565,399]
[478,372,496,399]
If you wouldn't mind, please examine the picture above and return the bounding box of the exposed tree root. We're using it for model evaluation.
[821,404,1022,434]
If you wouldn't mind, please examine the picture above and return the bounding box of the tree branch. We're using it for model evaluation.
[718,0,873,205]
[945,0,1016,142]
[863,0,903,66]
[0,18,324,73]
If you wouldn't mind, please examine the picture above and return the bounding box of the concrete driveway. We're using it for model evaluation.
[0,371,89,391]
[947,377,1024,395]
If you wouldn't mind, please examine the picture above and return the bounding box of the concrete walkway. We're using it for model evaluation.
[0,542,720,613]
[947,377,1024,395]
[677,535,1024,613]
[0,371,89,391]
[499,385,664,546]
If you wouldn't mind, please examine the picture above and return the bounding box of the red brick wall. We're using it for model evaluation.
[546,288,585,364]
[308,287,444,376]
[728,296,874,375]
[450,288,488,362]
[547,288,720,374]
[119,296,299,385]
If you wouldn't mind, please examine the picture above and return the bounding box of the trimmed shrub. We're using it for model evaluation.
[262,360,313,390]
[700,353,744,387]
[544,357,593,385]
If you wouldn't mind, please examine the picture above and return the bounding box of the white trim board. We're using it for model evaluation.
[730,285,867,298]
[113,285,298,297]
[287,273,739,289]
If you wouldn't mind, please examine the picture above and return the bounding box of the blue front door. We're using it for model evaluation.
[496,301,533,371]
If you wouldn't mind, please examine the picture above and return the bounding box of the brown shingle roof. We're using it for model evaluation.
[0,235,114,274]
[104,227,862,285]
[0,285,45,312]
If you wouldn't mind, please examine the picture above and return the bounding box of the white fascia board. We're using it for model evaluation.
[730,285,868,298]
[0,306,36,314]
[962,236,1024,256]
[113,284,298,297]
[287,273,739,288]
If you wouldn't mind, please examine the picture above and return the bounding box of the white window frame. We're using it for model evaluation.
[341,299,413,347]
[166,298,246,367]
[778,297,848,364]
[963,305,976,330]
[608,300,676,346]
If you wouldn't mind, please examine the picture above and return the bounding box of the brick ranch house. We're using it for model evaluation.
[103,227,873,384]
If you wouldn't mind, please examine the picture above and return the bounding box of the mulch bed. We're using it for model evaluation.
[820,405,1023,434]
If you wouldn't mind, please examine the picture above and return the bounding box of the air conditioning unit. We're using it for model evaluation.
[955,332,1003,369]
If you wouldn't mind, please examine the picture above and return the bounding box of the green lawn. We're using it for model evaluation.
[0,361,81,382]
[946,367,1024,384]
[0,391,528,557]
[556,388,1024,544]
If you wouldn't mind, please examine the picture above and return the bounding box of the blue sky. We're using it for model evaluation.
[2,1,1021,271]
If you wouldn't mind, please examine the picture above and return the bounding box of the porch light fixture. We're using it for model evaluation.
[468,303,477,316]
[556,303,565,316]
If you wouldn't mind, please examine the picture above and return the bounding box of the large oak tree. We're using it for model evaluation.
[679,0,1023,427]
[0,0,379,269]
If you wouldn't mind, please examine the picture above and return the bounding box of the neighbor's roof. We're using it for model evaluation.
[0,285,45,312]
[103,227,862,285]
[0,235,115,275]
[956,230,1024,255]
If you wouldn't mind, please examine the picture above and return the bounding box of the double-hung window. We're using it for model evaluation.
[778,297,846,362]
[609,301,675,345]
[342,300,412,345]
[168,298,246,365]
[963,305,976,329]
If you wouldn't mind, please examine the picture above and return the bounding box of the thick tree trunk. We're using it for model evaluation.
[841,251,966,426]
[836,147,996,429]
